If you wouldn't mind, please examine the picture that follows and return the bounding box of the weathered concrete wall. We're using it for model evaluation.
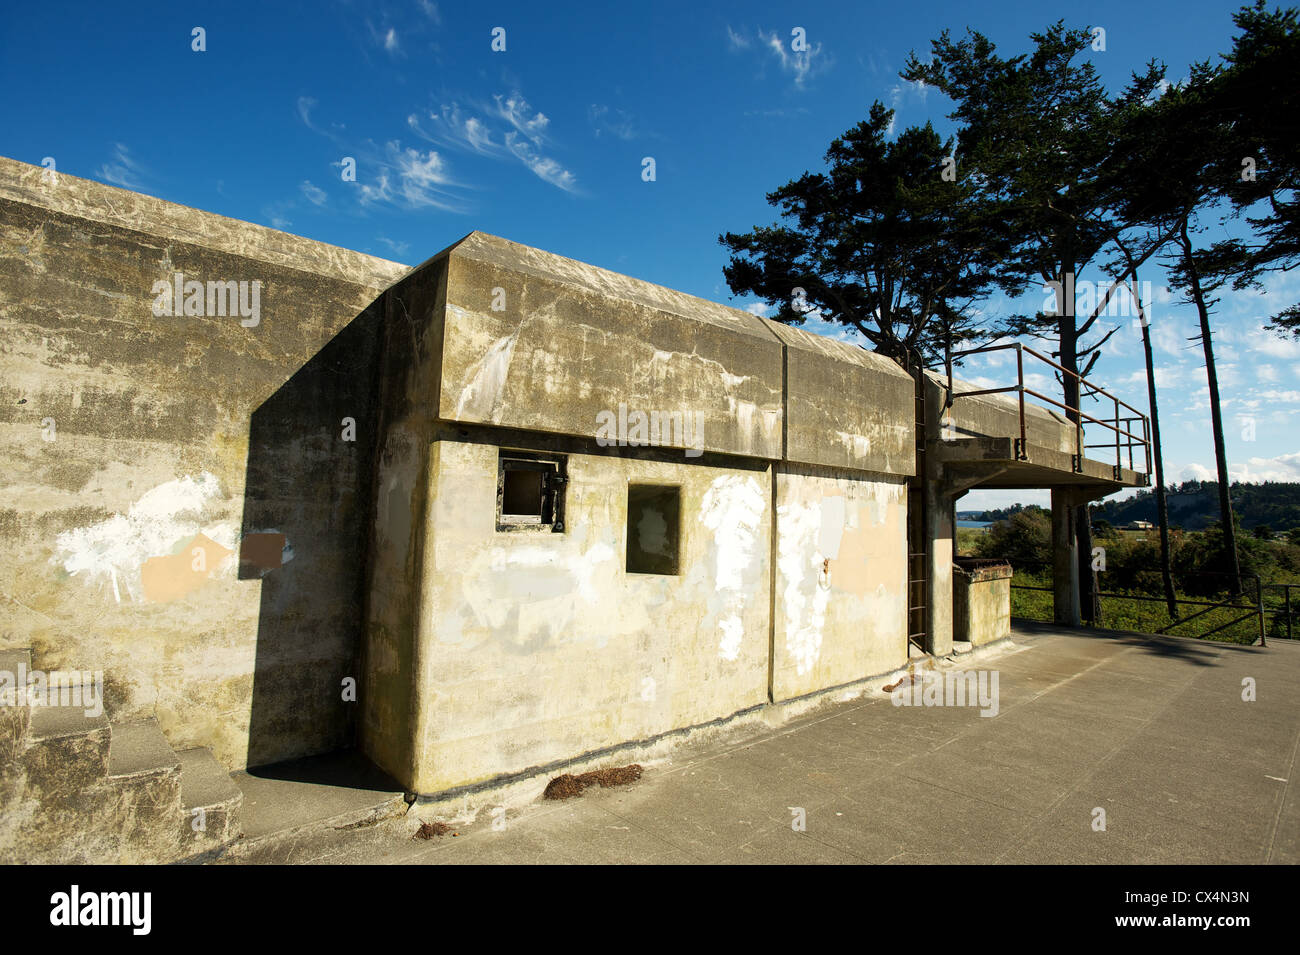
[771,324,913,474]
[0,155,408,770]
[403,439,772,793]
[355,232,924,793]
[771,465,909,700]
[440,233,785,459]
[953,563,1013,647]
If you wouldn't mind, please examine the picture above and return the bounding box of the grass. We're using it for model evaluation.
[1009,568,1266,645]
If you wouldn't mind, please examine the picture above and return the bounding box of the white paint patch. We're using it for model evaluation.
[52,472,230,603]
[454,330,519,420]
[778,499,831,676]
[700,475,765,661]
[835,431,871,460]
[458,540,620,647]
[818,496,845,560]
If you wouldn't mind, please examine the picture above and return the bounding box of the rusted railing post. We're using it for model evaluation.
[1113,396,1120,471]
[1256,576,1266,647]
[1286,584,1293,640]
[1015,344,1027,459]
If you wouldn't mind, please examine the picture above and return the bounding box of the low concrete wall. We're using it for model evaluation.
[953,561,1013,647]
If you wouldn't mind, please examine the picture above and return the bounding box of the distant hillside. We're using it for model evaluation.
[964,481,1300,532]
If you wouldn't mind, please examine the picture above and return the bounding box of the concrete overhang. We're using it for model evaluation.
[934,436,1150,491]
[387,231,915,475]
[924,368,1150,494]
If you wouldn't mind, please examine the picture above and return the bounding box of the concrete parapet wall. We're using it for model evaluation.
[953,562,1013,647]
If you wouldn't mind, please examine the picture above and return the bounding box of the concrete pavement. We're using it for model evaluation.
[223,622,1300,864]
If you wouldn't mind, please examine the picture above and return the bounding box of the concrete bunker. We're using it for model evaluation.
[0,155,1154,850]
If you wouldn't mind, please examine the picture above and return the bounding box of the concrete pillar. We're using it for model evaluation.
[925,482,955,657]
[1052,488,1080,626]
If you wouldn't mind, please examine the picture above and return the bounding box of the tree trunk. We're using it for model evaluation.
[1055,265,1100,624]
[1179,222,1242,593]
[1135,280,1179,619]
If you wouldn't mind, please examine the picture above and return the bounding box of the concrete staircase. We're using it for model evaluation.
[0,648,243,864]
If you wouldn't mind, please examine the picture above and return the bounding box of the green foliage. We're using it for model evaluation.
[972,507,1052,565]
[718,102,1007,365]
[1214,1,1300,334]
[1089,480,1300,531]
[903,22,1166,380]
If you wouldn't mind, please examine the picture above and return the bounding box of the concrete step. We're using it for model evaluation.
[178,748,243,850]
[223,750,407,863]
[108,718,181,781]
[23,687,111,794]
[107,719,185,863]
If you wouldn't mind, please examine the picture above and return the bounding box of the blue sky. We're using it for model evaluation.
[2,0,1297,510]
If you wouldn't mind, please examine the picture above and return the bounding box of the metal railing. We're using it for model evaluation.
[1006,560,1266,645]
[940,342,1152,479]
[1263,582,1300,640]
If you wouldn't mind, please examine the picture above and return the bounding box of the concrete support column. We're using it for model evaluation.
[925,482,955,657]
[1052,488,1081,626]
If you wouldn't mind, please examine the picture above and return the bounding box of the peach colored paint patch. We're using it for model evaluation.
[141,533,232,602]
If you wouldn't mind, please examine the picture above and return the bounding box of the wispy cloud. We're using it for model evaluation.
[356,142,462,211]
[411,91,580,194]
[98,143,145,189]
[411,104,500,155]
[588,104,641,141]
[504,133,578,192]
[726,26,750,50]
[300,180,327,206]
[761,28,831,88]
[492,93,551,143]
[298,97,468,212]
[417,0,440,23]
[367,20,401,56]
[376,236,411,258]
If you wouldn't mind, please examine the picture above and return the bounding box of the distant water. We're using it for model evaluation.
[957,520,993,528]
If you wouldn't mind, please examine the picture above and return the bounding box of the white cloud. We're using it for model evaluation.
[412,105,499,154]
[504,133,578,192]
[728,27,830,88]
[299,180,327,206]
[1184,451,1300,483]
[421,92,579,194]
[377,236,411,258]
[297,96,317,129]
[418,0,440,23]
[353,143,462,211]
[367,21,401,56]
[588,104,640,141]
[726,26,750,50]
[757,28,829,88]
[492,93,550,143]
[98,143,144,189]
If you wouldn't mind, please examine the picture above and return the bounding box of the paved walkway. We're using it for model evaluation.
[232,622,1300,864]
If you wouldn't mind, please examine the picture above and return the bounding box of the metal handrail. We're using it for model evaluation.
[942,342,1152,477]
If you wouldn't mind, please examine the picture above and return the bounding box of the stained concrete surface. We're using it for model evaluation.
[216,621,1300,865]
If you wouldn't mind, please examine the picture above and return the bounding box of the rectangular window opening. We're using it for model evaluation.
[497,451,566,532]
[626,484,681,575]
